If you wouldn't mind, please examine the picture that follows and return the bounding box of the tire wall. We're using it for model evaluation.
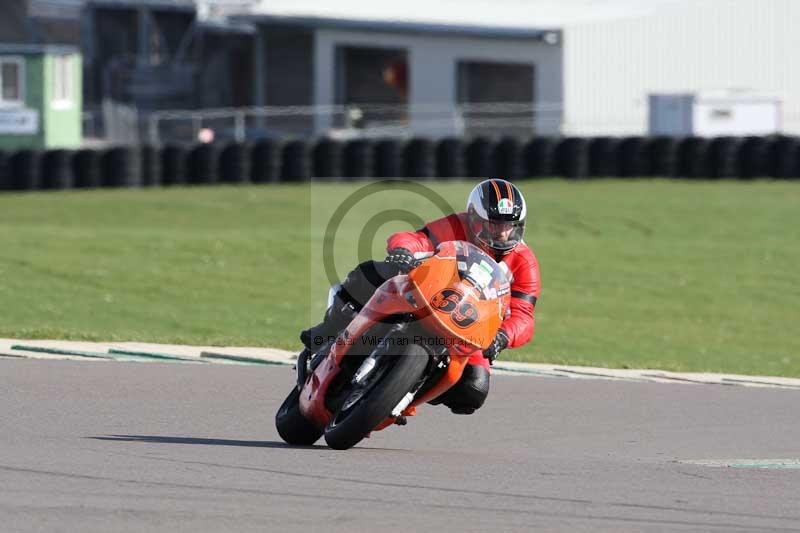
[220,143,252,184]
[344,140,374,180]
[3,135,797,195]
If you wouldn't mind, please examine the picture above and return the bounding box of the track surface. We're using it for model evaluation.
[2,360,799,532]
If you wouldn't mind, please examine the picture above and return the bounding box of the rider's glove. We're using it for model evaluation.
[385,247,419,274]
[483,330,509,365]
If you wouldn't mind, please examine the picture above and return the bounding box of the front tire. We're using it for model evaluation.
[275,388,323,445]
[324,343,429,450]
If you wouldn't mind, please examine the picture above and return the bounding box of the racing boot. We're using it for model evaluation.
[428,364,490,415]
[300,292,358,351]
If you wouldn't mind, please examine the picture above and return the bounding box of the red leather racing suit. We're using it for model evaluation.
[387,212,541,369]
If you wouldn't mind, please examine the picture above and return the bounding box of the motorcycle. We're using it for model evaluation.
[275,240,511,450]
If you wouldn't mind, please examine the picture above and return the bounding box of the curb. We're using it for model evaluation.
[2,338,800,390]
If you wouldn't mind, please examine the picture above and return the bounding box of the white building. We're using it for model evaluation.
[563,0,800,136]
[237,0,800,137]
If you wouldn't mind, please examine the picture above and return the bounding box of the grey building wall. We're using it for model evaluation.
[313,28,563,137]
[253,25,314,136]
[197,31,254,108]
[259,25,314,107]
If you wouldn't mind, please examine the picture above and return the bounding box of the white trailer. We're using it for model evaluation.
[649,92,782,137]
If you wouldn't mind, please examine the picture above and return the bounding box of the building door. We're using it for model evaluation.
[336,46,408,133]
[457,61,535,138]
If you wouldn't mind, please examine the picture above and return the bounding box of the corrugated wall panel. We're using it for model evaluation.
[564,0,800,135]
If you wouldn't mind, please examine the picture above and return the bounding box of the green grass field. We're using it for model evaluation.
[1,179,798,376]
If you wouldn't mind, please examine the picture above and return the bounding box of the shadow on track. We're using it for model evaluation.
[88,435,327,450]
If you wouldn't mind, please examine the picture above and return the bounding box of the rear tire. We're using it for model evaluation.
[324,344,429,450]
[275,388,323,445]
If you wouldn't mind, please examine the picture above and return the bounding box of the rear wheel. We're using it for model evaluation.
[324,343,429,450]
[275,388,323,445]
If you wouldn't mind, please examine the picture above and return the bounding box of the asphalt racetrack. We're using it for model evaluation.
[2,360,799,532]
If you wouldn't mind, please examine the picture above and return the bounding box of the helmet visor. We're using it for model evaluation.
[469,212,525,252]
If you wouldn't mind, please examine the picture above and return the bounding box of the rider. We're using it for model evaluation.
[301,178,541,415]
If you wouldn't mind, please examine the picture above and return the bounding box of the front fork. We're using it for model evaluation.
[347,326,451,417]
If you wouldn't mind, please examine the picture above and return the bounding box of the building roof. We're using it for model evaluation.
[238,14,557,40]
[30,0,698,29]
[245,0,695,30]
[29,0,257,18]
[29,0,700,37]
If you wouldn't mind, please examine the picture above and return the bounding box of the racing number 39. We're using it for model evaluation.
[430,289,479,328]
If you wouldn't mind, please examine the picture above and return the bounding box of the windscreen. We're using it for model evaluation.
[446,241,510,300]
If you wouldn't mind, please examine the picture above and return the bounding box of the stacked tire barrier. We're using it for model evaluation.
[1,135,798,194]
[649,137,679,178]
[312,138,342,180]
[343,140,374,180]
[187,144,219,185]
[404,138,435,179]
[282,140,311,182]
[617,137,651,177]
[556,137,589,179]
[436,138,465,179]
[161,145,188,186]
[708,137,740,179]
[73,149,102,188]
[773,136,800,178]
[678,137,711,179]
[219,143,251,184]
[0,150,10,191]
[102,147,142,188]
[588,137,620,177]
[524,137,558,177]
[42,150,74,190]
[466,137,497,177]
[10,150,43,191]
[495,137,523,178]
[738,136,772,179]
[251,140,281,183]
[141,144,162,187]
[374,139,404,178]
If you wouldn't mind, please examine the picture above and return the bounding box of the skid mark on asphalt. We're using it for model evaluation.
[675,469,715,481]
[4,463,798,531]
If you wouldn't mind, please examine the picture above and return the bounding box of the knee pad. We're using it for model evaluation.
[441,364,491,414]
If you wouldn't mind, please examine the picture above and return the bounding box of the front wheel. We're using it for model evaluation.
[324,343,429,450]
[275,388,323,445]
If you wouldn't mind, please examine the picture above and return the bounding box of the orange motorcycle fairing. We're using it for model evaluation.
[407,241,509,352]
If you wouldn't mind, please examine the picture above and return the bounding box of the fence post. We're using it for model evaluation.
[148,115,159,145]
[193,115,202,143]
[234,111,246,143]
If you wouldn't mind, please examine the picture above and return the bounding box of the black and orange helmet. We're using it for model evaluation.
[466,178,527,255]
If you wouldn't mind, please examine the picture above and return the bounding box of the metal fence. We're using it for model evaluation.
[136,102,564,145]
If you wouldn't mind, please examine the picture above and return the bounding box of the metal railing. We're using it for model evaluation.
[143,102,564,144]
